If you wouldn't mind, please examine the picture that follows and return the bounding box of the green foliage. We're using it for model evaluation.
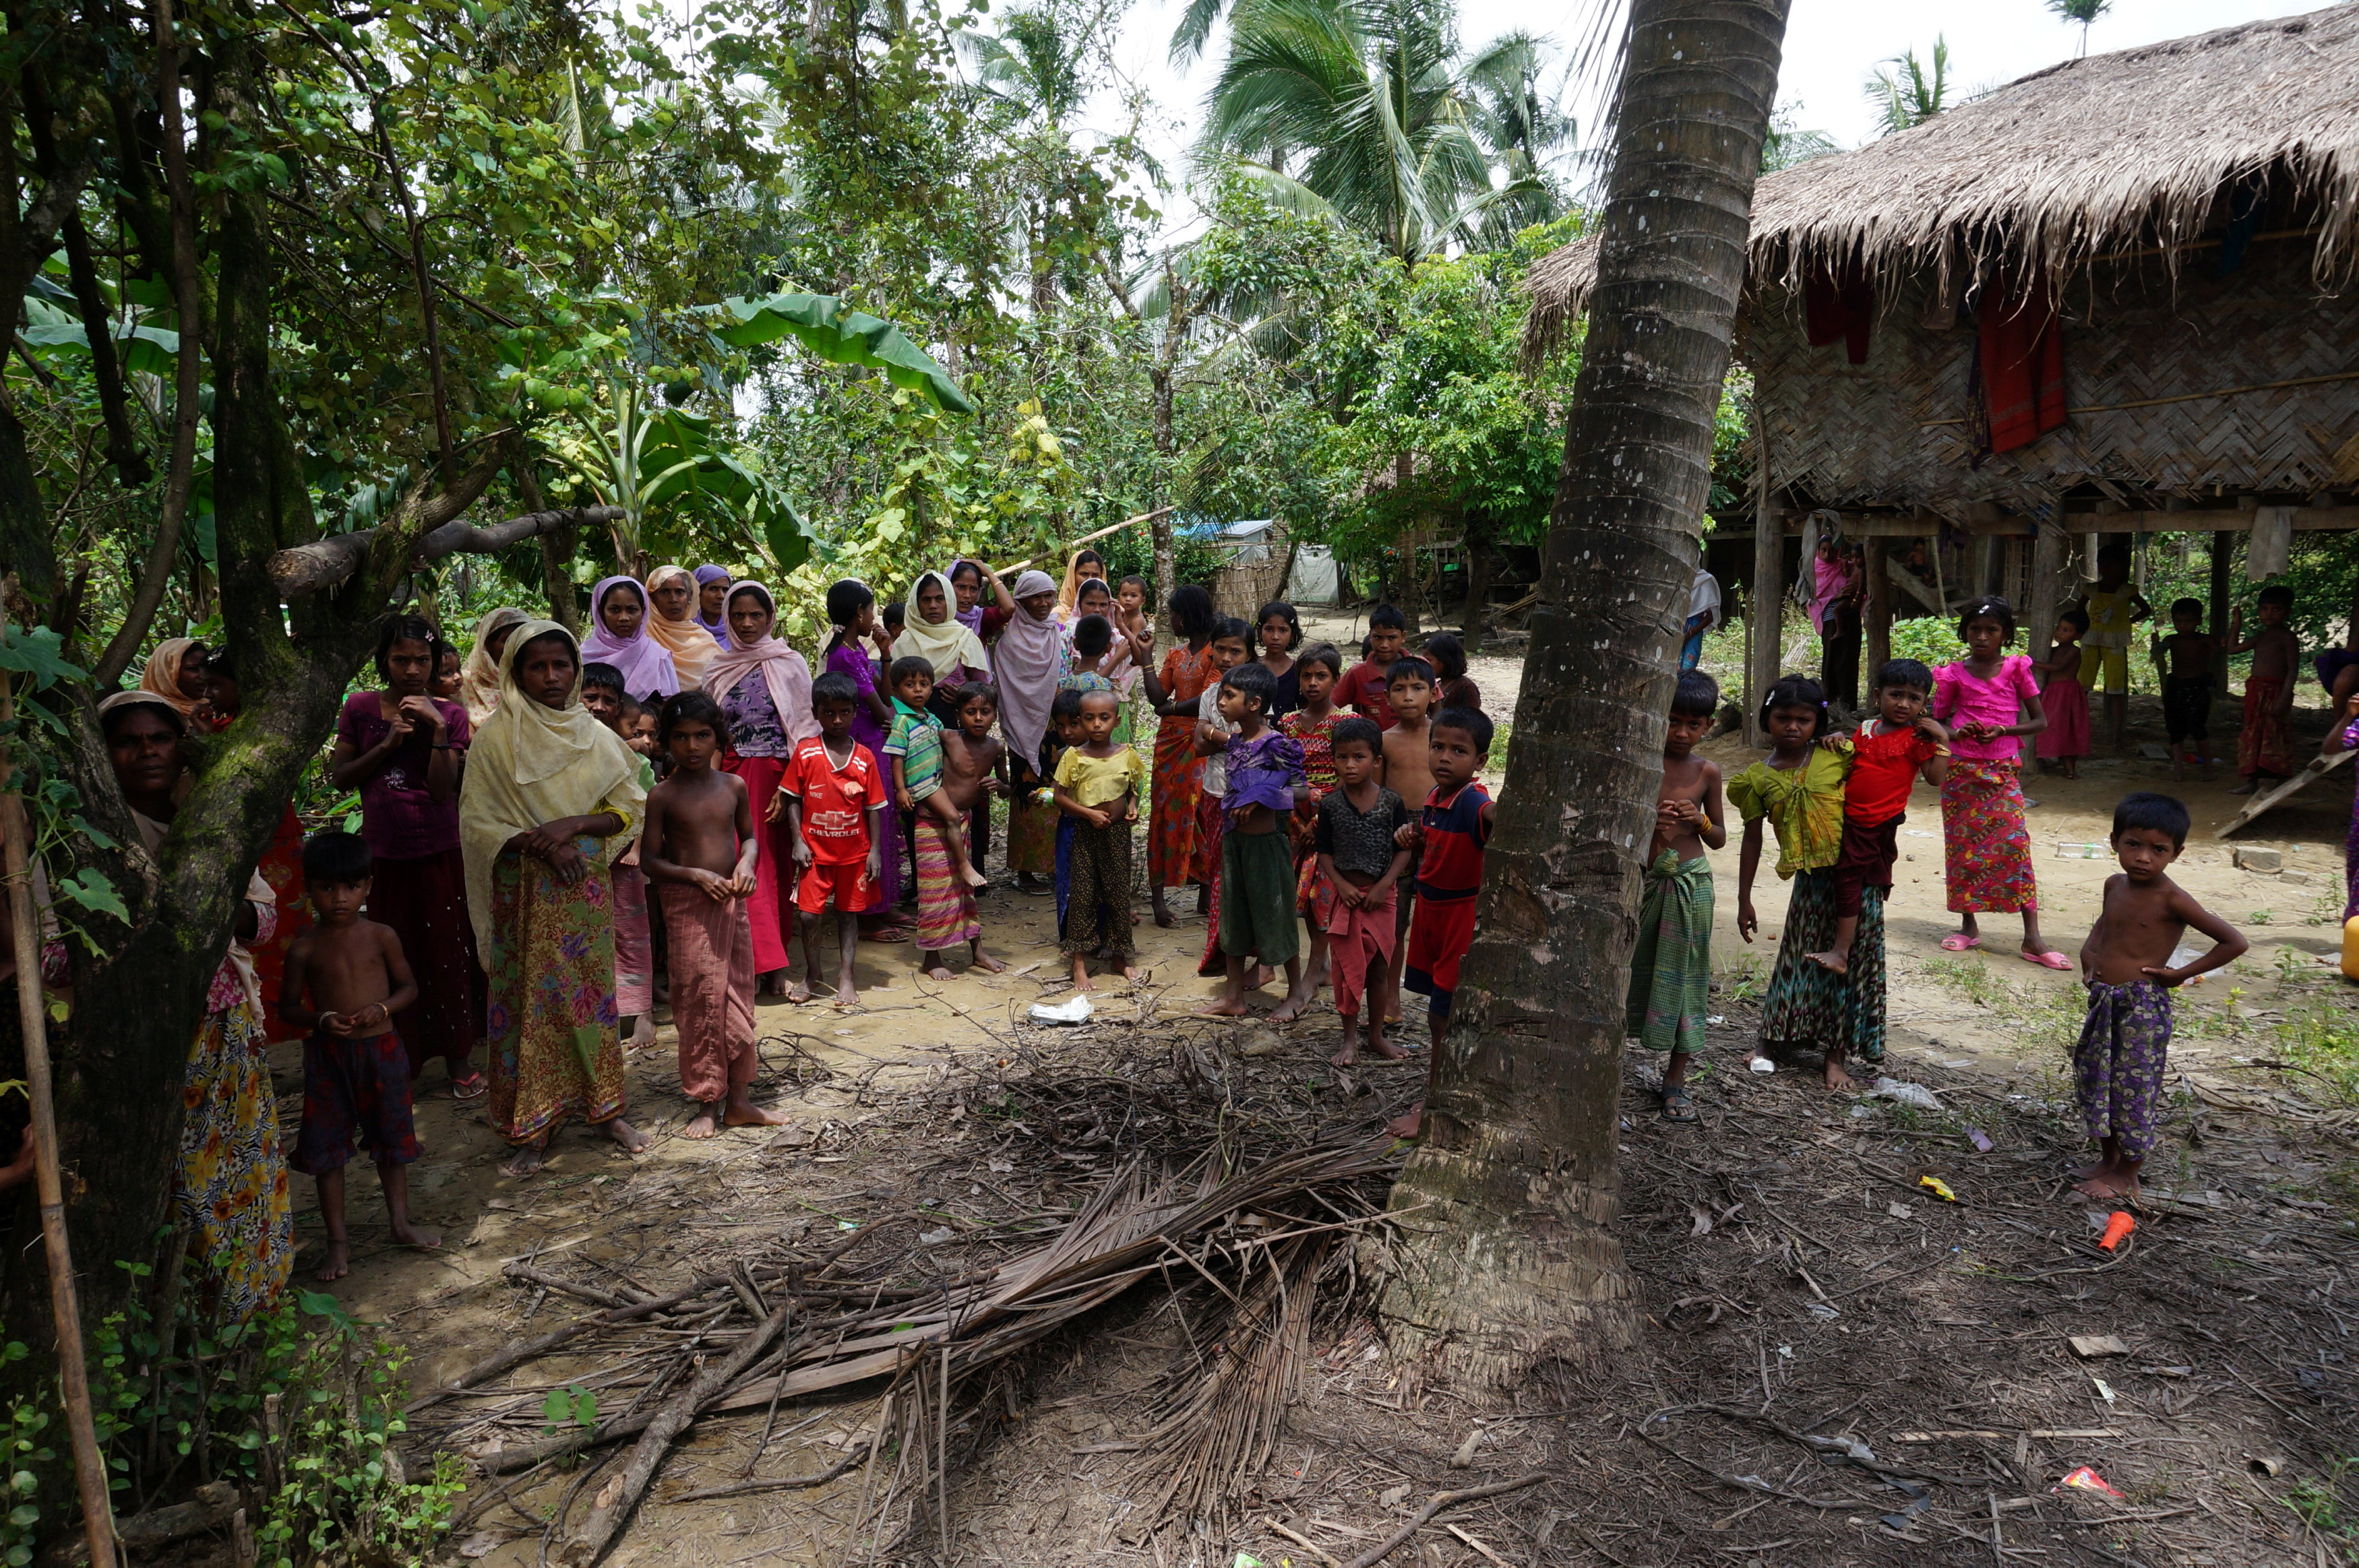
[542,1384,599,1433]
[706,292,973,413]
[1866,37,1951,136]
[1,1348,51,1568]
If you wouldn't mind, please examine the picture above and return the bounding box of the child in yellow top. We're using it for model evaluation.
[1052,687,1150,989]
[2071,543,2151,753]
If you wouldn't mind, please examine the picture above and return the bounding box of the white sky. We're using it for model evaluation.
[1095,0,2324,240]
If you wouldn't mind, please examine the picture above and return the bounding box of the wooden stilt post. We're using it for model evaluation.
[2210,531,2234,686]
[1746,420,1782,747]
[2029,524,2068,670]
[0,668,118,1568]
[1864,537,1892,685]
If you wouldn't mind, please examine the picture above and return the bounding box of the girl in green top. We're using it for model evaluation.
[1727,676,1885,1091]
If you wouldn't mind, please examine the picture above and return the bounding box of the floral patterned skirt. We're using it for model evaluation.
[1940,759,2038,914]
[485,841,626,1147]
[179,997,293,1323]
[1758,868,1885,1064]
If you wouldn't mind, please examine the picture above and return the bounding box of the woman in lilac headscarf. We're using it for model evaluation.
[694,565,731,642]
[578,576,681,701]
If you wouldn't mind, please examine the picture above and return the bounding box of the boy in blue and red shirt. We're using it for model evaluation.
[1388,705,1496,1138]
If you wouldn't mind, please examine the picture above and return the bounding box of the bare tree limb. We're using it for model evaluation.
[90,0,204,689]
[267,501,623,600]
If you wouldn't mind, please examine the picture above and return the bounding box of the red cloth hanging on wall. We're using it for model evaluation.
[1804,264,1876,365]
[1979,268,2066,453]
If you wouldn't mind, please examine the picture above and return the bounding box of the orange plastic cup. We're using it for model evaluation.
[2098,1212,2136,1251]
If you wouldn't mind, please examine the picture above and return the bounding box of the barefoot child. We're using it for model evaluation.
[884,656,985,890]
[2224,585,2300,794]
[1320,718,1410,1065]
[643,692,786,1140]
[1733,677,1889,1086]
[1628,670,1727,1123]
[1338,605,1415,726]
[922,685,1007,978]
[2033,609,2091,779]
[1806,659,1948,980]
[1136,618,1248,972]
[1390,705,1497,1137]
[2075,792,2246,1197]
[2151,598,2218,780]
[278,832,436,1280]
[1053,689,1148,989]
[778,673,886,1005]
[1283,642,1347,995]
[1203,662,1310,1017]
[1381,660,1438,1009]
[1934,596,2065,967]
[1047,688,1086,941]
[582,662,658,1048]
[2069,543,2151,753]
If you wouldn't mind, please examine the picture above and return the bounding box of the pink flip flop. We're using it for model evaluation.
[1939,934,1982,952]
[2020,949,2073,971]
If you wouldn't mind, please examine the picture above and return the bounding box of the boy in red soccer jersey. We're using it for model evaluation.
[776,672,886,1007]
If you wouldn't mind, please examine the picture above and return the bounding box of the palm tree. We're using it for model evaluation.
[1761,99,1839,173]
[1865,36,1950,137]
[1463,30,1578,239]
[1194,0,1543,264]
[2047,0,2110,58]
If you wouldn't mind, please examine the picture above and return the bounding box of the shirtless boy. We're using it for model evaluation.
[2074,792,2245,1197]
[644,691,789,1139]
[278,831,437,1280]
[930,684,1009,978]
[1630,670,1727,1123]
[1381,661,1438,1013]
[2149,597,2217,780]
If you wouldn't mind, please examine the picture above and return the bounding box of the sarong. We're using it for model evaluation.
[613,861,654,1015]
[179,997,293,1323]
[1198,790,1227,978]
[857,741,905,912]
[1625,850,1712,1055]
[914,816,982,953]
[1004,764,1058,876]
[1285,710,1340,922]
[290,1030,421,1175]
[1940,758,2038,914]
[1054,813,1074,938]
[2164,676,2211,743]
[1150,714,1208,887]
[2075,979,2170,1160]
[1219,829,1299,965]
[484,839,627,1146]
[1758,868,1885,1065]
[721,753,796,973]
[657,883,758,1103]
[1327,885,1397,1018]
[2238,678,2292,778]
[367,846,483,1079]
[1061,819,1135,960]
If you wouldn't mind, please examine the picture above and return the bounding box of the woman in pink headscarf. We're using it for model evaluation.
[579,576,680,702]
[702,582,818,997]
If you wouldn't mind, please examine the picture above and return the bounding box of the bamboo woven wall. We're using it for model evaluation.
[1753,243,2359,516]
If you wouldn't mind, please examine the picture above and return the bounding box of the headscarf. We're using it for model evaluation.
[950,561,987,633]
[643,565,718,687]
[98,688,189,732]
[459,606,531,726]
[458,621,646,953]
[138,638,204,716]
[699,582,819,747]
[578,575,680,701]
[899,570,991,685]
[694,564,731,639]
[1055,551,1106,619]
[995,569,1067,764]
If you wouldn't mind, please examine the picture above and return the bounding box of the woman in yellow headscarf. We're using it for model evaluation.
[458,621,650,1175]
[139,637,211,719]
[458,606,532,728]
[644,564,719,687]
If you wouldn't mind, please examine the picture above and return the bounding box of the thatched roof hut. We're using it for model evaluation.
[1523,5,2359,743]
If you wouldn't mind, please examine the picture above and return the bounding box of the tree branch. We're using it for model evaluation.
[268,501,622,600]
[90,0,206,689]
[60,214,150,487]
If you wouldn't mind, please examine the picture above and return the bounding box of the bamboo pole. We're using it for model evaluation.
[992,506,1173,577]
[0,668,118,1568]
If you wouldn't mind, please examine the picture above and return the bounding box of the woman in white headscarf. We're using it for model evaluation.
[458,606,531,727]
[459,621,650,1174]
[993,569,1068,891]
[900,569,991,707]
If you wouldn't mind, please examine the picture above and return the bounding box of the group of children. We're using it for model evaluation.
[1647,592,2247,1199]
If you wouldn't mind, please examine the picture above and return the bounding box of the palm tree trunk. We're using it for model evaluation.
[1378,0,1789,1387]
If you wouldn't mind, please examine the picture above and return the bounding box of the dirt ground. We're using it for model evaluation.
[232,649,2358,1568]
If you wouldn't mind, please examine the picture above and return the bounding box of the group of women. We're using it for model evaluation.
[92,546,1215,1316]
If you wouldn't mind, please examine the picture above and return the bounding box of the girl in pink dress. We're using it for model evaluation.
[1933,596,2068,968]
[2033,608,2091,778]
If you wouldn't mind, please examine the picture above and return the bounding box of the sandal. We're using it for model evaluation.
[2020,949,2073,971]
[1659,1087,1698,1124]
[1939,934,1982,952]
[860,924,911,944]
[451,1072,489,1100]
